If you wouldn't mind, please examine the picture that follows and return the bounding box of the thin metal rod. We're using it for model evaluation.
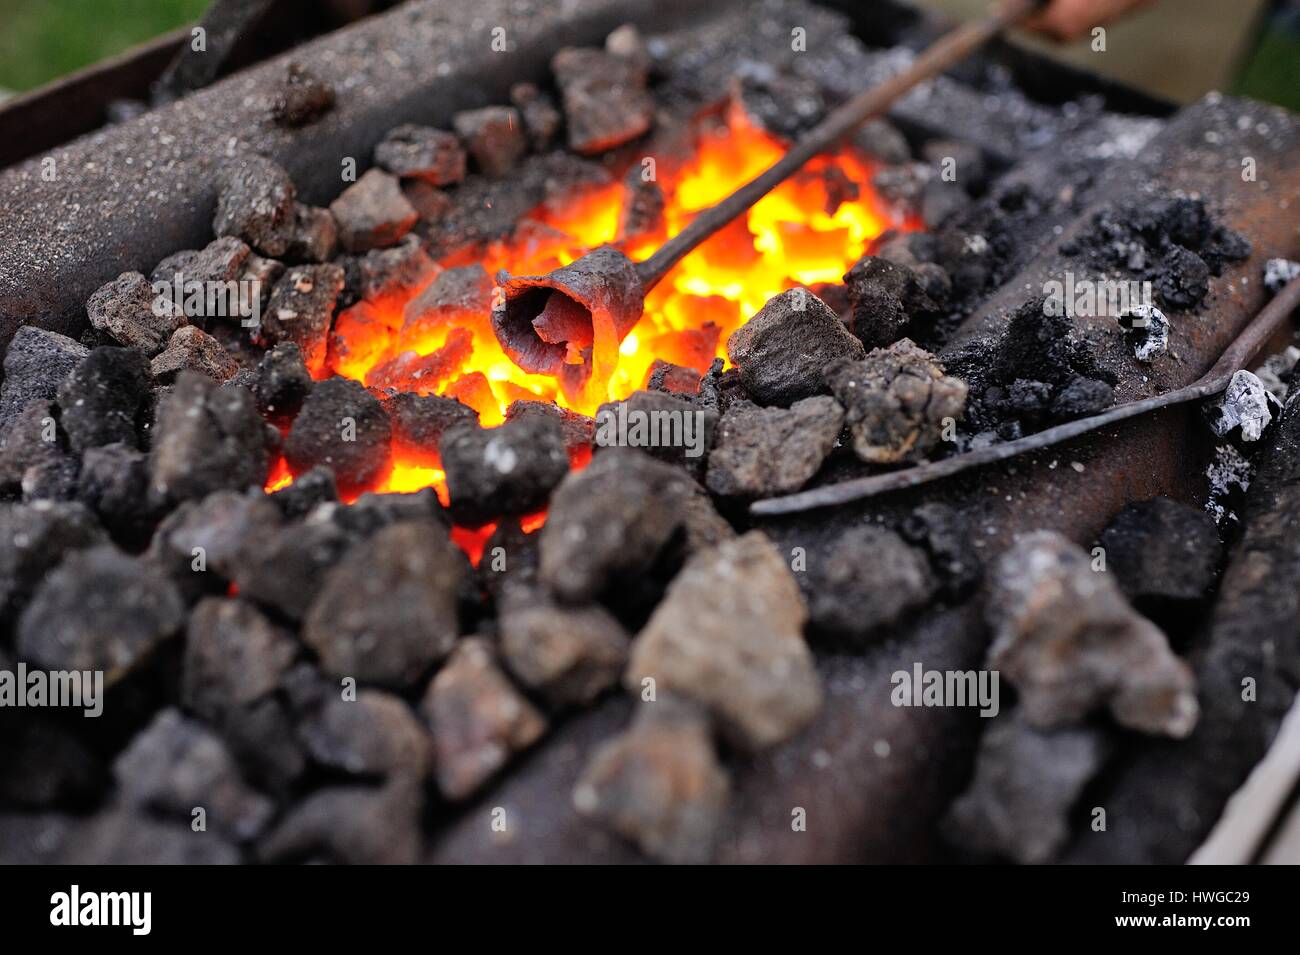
[634,0,1042,290]
[751,276,1300,517]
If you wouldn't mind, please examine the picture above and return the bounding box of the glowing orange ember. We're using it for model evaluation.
[268,106,907,550]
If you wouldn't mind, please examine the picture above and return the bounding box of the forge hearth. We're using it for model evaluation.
[0,0,1298,868]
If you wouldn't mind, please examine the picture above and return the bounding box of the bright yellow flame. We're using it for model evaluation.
[272,108,910,509]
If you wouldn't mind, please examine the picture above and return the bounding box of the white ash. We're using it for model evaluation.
[1264,258,1300,295]
[1205,444,1252,525]
[1118,302,1169,363]
[1211,370,1278,442]
[1252,345,1300,401]
[1082,114,1163,161]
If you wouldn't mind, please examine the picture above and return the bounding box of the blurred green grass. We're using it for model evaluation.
[0,0,208,93]
[0,0,1294,113]
[1233,28,1300,113]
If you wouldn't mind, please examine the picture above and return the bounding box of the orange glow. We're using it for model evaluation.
[268,107,908,549]
[265,456,294,492]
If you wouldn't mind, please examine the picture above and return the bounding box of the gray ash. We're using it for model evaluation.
[1060,194,1250,311]
[945,300,1116,438]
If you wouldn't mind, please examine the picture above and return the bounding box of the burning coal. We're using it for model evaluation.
[305,107,901,502]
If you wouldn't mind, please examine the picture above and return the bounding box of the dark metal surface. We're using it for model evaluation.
[152,0,279,103]
[0,0,724,354]
[0,1,402,172]
[754,276,1300,516]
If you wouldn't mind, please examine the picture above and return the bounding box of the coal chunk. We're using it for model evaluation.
[150,326,239,383]
[343,235,435,305]
[617,164,665,242]
[183,597,298,721]
[0,399,65,491]
[401,180,453,222]
[853,118,911,164]
[1155,245,1210,310]
[329,168,418,253]
[374,124,466,185]
[604,23,650,76]
[1,327,89,429]
[727,288,865,406]
[302,521,462,688]
[922,138,987,191]
[552,47,654,154]
[843,255,941,350]
[499,598,630,707]
[804,524,935,643]
[452,106,528,178]
[55,346,151,451]
[113,708,274,842]
[149,372,269,505]
[1098,497,1222,609]
[920,179,971,228]
[151,489,281,585]
[0,501,105,619]
[76,443,154,542]
[509,82,561,151]
[17,543,184,673]
[440,415,569,527]
[213,154,297,257]
[573,697,729,864]
[539,449,692,604]
[269,61,335,127]
[827,338,967,464]
[297,689,432,783]
[253,340,313,423]
[212,694,306,797]
[239,252,285,306]
[872,162,928,211]
[645,359,703,396]
[1049,375,1115,421]
[257,779,423,864]
[284,203,338,264]
[269,465,337,518]
[706,396,843,498]
[328,488,447,538]
[150,236,251,289]
[955,299,1114,433]
[899,502,980,598]
[626,531,821,751]
[943,709,1109,864]
[733,70,825,139]
[258,264,345,377]
[86,271,183,355]
[17,453,79,503]
[986,531,1198,737]
[505,400,594,455]
[385,392,478,468]
[401,264,493,338]
[593,390,717,479]
[284,377,391,497]
[420,637,547,800]
[233,518,354,622]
